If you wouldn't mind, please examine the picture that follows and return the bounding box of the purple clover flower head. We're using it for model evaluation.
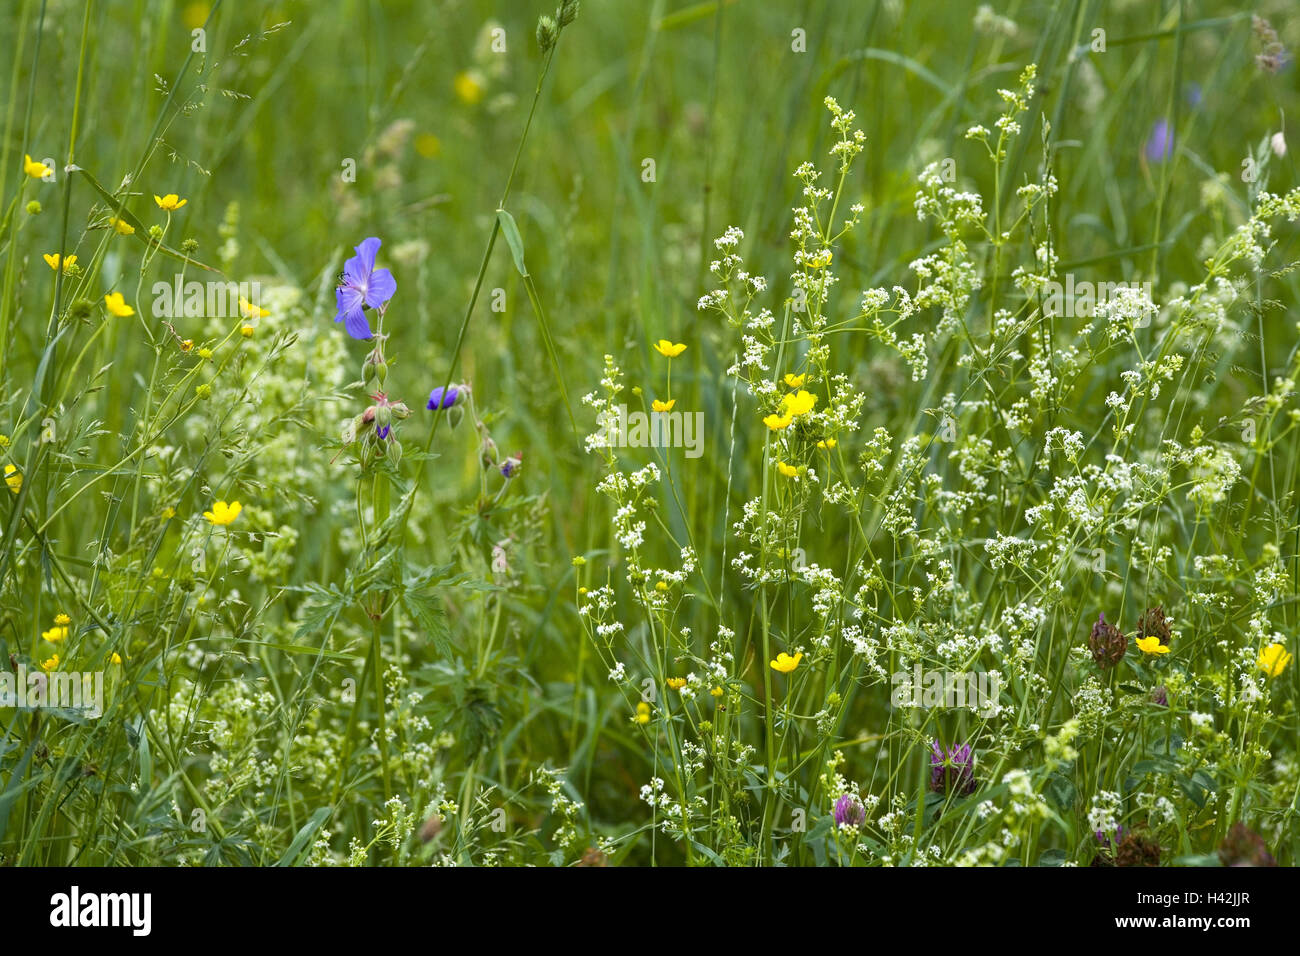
[427,384,462,411]
[833,793,865,828]
[929,740,977,796]
[334,237,396,340]
[1144,119,1174,164]
[1151,685,1168,707]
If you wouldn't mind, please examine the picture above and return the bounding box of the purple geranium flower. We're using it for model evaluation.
[1144,119,1174,164]
[427,384,462,411]
[334,237,396,340]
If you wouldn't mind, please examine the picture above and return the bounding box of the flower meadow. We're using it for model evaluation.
[1,0,1299,873]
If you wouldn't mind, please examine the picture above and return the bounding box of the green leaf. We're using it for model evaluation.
[1045,772,1076,811]
[293,586,347,642]
[402,587,452,658]
[0,738,37,842]
[275,806,332,866]
[138,719,153,789]
[497,208,529,277]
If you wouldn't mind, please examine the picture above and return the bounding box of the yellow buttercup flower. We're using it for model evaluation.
[43,253,60,270]
[203,500,242,526]
[40,654,59,672]
[666,677,687,690]
[634,701,651,725]
[1135,635,1170,656]
[1258,643,1292,679]
[776,461,798,478]
[23,154,51,178]
[454,70,484,105]
[770,651,803,674]
[54,613,71,626]
[651,399,675,412]
[42,625,69,643]
[239,297,269,319]
[653,339,687,358]
[783,373,807,388]
[764,412,794,431]
[817,438,837,449]
[710,686,724,697]
[110,652,123,665]
[4,464,21,494]
[109,217,134,235]
[781,389,817,417]
[104,292,135,317]
[240,324,255,337]
[154,193,187,211]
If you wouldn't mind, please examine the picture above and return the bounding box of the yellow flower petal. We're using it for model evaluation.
[23,154,51,179]
[239,297,269,319]
[1258,643,1293,678]
[653,339,687,358]
[204,500,242,526]
[104,292,135,317]
[770,651,803,674]
[651,398,676,412]
[1135,635,1170,656]
[780,389,818,417]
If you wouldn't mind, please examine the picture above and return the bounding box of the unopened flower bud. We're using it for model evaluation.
[480,434,499,469]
